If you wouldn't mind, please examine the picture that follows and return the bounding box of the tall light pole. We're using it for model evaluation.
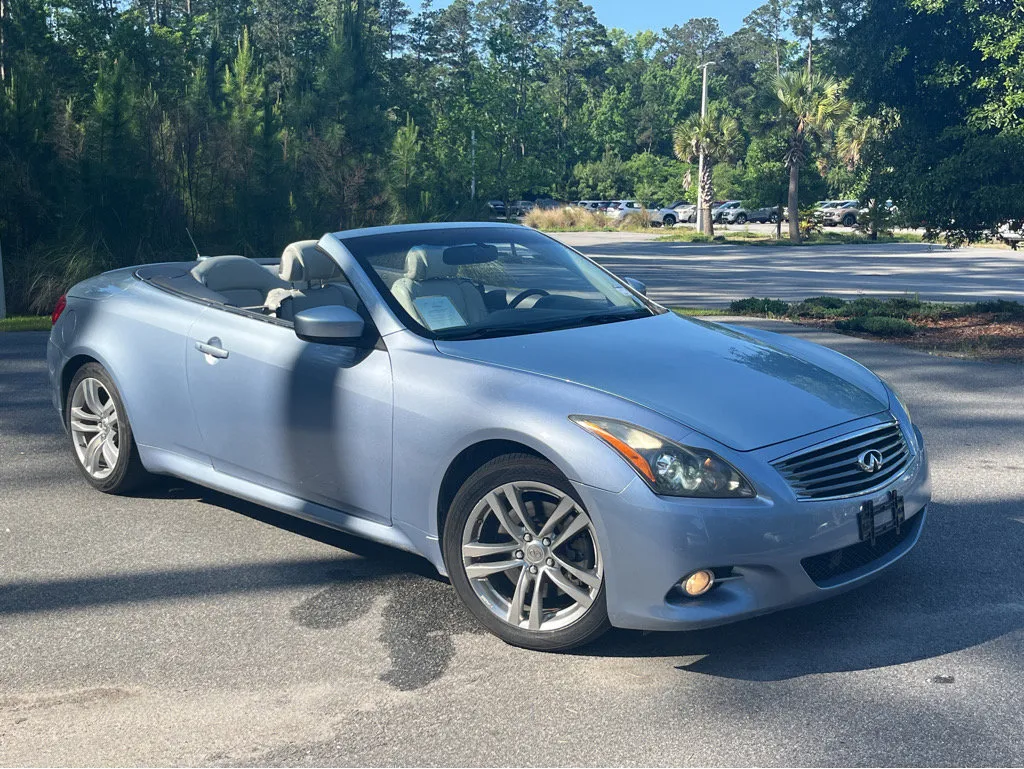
[697,61,715,235]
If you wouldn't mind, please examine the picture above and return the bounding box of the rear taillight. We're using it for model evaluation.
[51,295,67,325]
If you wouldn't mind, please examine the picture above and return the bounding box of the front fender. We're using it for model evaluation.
[386,330,683,541]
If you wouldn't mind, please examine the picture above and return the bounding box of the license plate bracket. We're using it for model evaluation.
[858,490,905,544]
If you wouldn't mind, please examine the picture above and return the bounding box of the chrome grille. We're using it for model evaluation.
[773,422,911,500]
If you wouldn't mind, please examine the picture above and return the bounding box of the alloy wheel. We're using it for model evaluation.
[69,377,120,480]
[461,481,603,632]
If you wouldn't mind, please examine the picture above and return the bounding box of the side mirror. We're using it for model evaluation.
[622,277,647,296]
[294,305,365,343]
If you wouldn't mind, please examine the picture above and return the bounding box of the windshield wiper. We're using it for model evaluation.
[435,309,650,341]
[572,309,650,327]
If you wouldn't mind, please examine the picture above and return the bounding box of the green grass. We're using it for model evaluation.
[0,315,51,332]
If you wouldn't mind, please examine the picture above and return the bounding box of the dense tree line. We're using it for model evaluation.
[0,0,1022,312]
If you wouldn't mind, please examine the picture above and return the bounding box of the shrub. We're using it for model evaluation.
[878,296,924,317]
[14,233,114,315]
[835,316,917,337]
[846,296,886,317]
[616,211,651,231]
[729,297,791,316]
[802,295,847,310]
[524,207,608,231]
[971,299,1024,320]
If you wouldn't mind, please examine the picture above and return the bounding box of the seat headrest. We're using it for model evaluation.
[191,255,284,292]
[280,240,341,283]
[405,246,457,281]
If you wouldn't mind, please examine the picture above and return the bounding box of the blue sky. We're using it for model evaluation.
[585,0,762,34]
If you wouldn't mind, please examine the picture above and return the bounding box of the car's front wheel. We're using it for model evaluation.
[66,362,150,494]
[443,454,610,651]
[663,214,676,227]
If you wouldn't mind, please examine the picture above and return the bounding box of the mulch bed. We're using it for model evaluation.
[798,313,1024,363]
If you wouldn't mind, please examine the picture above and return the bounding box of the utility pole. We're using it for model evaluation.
[470,129,476,201]
[697,61,716,235]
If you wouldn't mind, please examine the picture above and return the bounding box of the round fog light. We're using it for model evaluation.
[682,569,715,597]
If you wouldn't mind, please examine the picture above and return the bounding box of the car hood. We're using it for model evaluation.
[434,313,889,451]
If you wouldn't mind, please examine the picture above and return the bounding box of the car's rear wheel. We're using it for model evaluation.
[67,363,150,494]
[769,213,780,224]
[842,214,856,227]
[736,213,747,224]
[443,454,610,651]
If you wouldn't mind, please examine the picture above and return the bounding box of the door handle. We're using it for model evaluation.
[195,338,229,359]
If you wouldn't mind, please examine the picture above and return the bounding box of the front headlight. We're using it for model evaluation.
[570,416,756,498]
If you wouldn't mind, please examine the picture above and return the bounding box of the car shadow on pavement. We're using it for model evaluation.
[577,498,1024,680]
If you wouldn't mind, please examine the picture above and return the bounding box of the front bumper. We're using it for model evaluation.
[575,435,931,631]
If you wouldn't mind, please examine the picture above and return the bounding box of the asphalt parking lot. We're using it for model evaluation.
[2,320,1022,766]
[556,230,1024,307]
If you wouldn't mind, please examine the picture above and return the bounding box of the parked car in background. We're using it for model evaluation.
[748,205,781,224]
[487,200,507,217]
[997,222,1023,250]
[822,200,861,227]
[512,201,535,216]
[611,200,680,226]
[533,199,564,211]
[576,200,618,215]
[668,201,697,223]
[859,199,898,218]
[810,201,839,221]
[712,201,749,224]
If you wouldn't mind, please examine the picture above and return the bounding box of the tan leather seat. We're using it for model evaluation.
[273,240,359,322]
[390,246,487,329]
[279,240,342,287]
[191,255,289,308]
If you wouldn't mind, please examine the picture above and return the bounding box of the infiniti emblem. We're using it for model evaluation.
[857,449,885,473]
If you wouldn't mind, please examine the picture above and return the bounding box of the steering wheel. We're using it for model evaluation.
[508,288,550,309]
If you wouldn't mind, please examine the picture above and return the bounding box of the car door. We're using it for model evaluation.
[185,301,393,524]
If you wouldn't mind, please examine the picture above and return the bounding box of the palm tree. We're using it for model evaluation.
[673,108,742,236]
[775,70,850,241]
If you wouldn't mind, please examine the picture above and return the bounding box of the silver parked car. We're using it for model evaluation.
[712,201,749,224]
[748,205,781,224]
[49,222,930,650]
[822,200,861,227]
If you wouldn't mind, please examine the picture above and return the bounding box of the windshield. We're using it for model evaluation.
[341,226,657,340]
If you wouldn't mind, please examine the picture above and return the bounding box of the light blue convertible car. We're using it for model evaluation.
[48,223,930,650]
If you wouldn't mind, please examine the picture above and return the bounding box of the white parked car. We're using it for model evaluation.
[611,201,681,227]
[997,222,1023,250]
[667,200,697,223]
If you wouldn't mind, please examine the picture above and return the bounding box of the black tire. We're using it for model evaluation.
[736,213,747,224]
[842,214,856,227]
[442,453,611,651]
[663,214,676,227]
[66,362,151,494]
[769,213,780,224]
